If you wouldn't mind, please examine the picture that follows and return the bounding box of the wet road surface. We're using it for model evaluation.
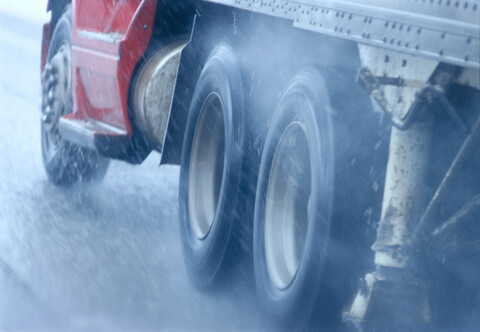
[0,13,267,331]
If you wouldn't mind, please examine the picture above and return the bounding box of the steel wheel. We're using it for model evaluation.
[41,43,71,159]
[264,122,312,289]
[188,92,226,240]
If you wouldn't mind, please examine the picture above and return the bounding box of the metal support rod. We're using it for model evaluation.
[431,193,480,239]
[434,90,470,135]
[407,114,480,253]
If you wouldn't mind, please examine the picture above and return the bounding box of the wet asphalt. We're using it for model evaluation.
[0,13,268,331]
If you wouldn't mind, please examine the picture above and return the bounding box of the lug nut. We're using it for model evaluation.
[48,91,55,103]
[41,114,52,123]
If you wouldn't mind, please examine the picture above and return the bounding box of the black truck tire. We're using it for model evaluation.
[253,68,336,329]
[41,5,109,185]
[178,45,247,288]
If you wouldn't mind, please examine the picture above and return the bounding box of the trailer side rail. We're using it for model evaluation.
[205,0,480,69]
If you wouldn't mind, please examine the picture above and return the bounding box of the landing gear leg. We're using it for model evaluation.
[344,120,434,330]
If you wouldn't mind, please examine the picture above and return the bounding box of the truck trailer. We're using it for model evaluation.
[40,0,480,329]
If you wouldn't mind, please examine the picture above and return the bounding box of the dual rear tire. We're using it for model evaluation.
[179,45,350,328]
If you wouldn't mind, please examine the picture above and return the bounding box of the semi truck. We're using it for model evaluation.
[40,0,479,329]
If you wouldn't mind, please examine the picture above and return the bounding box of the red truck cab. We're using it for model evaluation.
[41,0,193,167]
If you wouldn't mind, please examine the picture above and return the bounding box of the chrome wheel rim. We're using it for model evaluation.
[188,92,226,240]
[264,122,312,289]
[41,43,71,157]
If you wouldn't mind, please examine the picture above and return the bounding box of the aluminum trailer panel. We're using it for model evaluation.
[205,0,480,69]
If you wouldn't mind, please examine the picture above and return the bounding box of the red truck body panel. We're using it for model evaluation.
[71,0,156,134]
[42,0,157,135]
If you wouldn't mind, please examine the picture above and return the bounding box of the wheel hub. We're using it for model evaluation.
[264,122,312,289]
[41,44,71,149]
[188,93,226,240]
